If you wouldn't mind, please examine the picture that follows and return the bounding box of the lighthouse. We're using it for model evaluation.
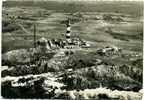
[65,19,71,44]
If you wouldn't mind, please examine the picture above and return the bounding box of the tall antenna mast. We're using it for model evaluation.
[33,23,36,48]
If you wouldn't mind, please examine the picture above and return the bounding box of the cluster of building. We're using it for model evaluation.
[96,46,122,56]
[35,19,90,51]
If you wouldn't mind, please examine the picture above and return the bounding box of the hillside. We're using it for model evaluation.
[1,1,143,99]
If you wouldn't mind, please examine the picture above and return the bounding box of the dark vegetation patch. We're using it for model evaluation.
[2,20,19,33]
[103,14,123,22]
[60,17,82,25]
[2,40,33,53]
[17,16,37,21]
[1,77,49,99]
[119,59,143,83]
[109,32,143,41]
[64,52,96,69]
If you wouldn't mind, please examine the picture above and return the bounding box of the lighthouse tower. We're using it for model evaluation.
[65,19,71,43]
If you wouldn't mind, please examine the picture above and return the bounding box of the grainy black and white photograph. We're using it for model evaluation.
[1,0,143,99]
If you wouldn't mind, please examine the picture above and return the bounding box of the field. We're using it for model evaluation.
[1,0,143,99]
[2,1,143,53]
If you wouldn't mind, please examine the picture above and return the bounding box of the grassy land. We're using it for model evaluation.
[2,1,143,53]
